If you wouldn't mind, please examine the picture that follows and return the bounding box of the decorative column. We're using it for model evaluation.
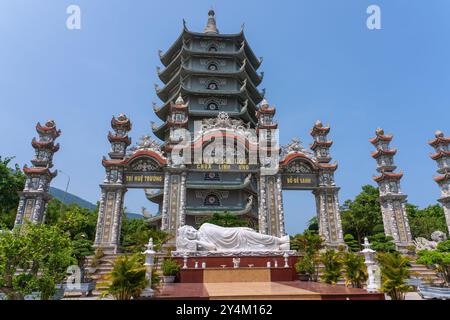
[159,95,188,239]
[370,128,413,251]
[276,174,286,236]
[94,114,131,253]
[428,130,450,235]
[160,171,171,231]
[162,171,186,237]
[257,99,284,236]
[15,120,61,226]
[258,175,268,234]
[311,120,344,248]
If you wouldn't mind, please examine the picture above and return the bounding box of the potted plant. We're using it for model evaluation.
[161,258,181,283]
[295,255,314,281]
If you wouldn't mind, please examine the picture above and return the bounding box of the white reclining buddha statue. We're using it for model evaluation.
[176,223,290,252]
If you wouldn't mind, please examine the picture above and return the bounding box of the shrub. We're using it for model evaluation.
[368,233,396,253]
[162,258,180,277]
[320,249,343,285]
[103,254,147,300]
[344,234,360,252]
[295,255,314,275]
[417,240,450,287]
[377,252,411,300]
[342,252,367,288]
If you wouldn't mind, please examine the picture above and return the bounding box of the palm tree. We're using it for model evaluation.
[320,249,343,285]
[102,254,147,300]
[377,252,411,300]
[342,252,368,288]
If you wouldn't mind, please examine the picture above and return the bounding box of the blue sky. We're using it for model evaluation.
[1,0,449,235]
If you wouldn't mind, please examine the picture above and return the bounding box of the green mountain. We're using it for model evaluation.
[49,187,97,210]
[49,187,144,219]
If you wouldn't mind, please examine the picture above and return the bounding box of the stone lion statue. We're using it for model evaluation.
[414,230,448,251]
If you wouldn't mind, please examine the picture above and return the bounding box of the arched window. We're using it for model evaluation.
[208,45,218,52]
[208,63,218,71]
[204,193,220,206]
[204,172,220,181]
[207,102,219,110]
[207,81,218,90]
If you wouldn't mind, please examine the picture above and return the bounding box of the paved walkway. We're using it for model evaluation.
[154,281,385,300]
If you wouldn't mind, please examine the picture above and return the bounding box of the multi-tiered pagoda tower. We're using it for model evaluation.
[94,10,346,252]
[429,131,450,234]
[15,121,61,226]
[370,128,413,250]
[149,10,263,230]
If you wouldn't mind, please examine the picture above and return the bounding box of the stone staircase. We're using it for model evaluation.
[408,262,442,285]
[315,261,442,288]
[81,252,170,297]
[84,253,121,296]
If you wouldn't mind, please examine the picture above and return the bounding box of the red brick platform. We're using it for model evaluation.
[153,281,385,300]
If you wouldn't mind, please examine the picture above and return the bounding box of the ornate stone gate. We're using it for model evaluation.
[93,113,346,253]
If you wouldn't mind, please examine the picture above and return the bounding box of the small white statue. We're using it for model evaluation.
[232,258,240,268]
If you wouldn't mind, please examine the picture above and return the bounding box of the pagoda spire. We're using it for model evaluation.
[204,9,219,34]
[15,120,61,226]
[370,128,413,251]
[428,130,450,234]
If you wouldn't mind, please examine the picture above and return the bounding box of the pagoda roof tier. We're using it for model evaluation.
[31,159,53,168]
[153,84,261,122]
[258,123,278,130]
[434,173,450,183]
[159,25,261,70]
[145,189,163,203]
[430,150,450,160]
[310,121,330,136]
[31,138,60,152]
[107,132,131,146]
[170,101,189,112]
[279,152,337,171]
[373,172,403,182]
[158,45,263,86]
[257,106,276,115]
[102,149,167,167]
[162,61,260,96]
[155,71,264,105]
[428,131,450,147]
[369,128,393,145]
[371,148,397,159]
[23,166,57,178]
[152,119,188,140]
[318,163,338,171]
[155,63,262,102]
[36,121,61,138]
[111,114,131,131]
[310,140,333,151]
